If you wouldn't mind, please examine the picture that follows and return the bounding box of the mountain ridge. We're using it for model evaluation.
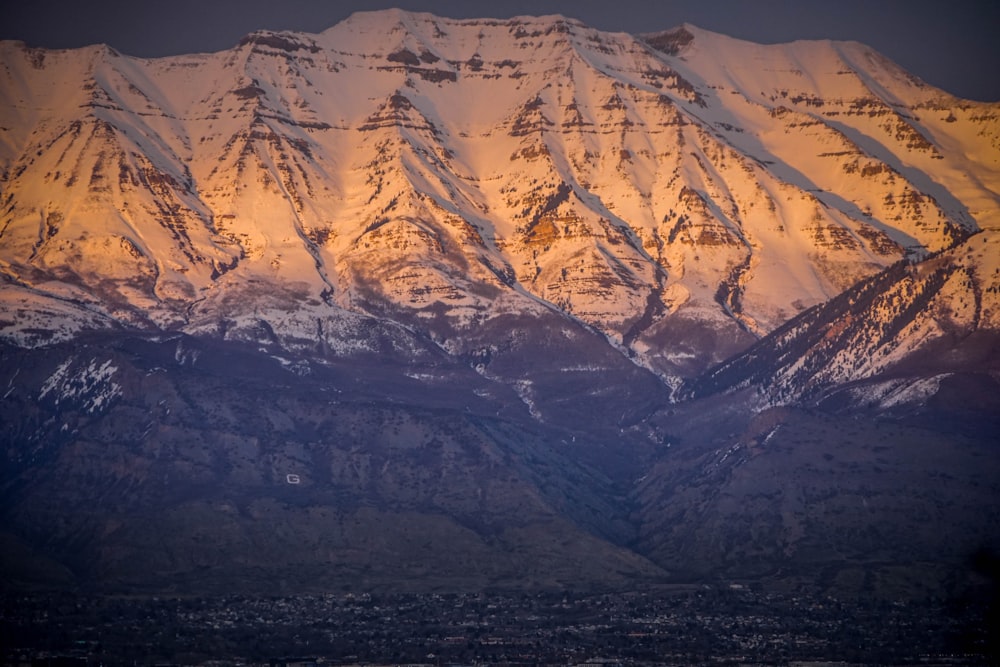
[2,11,996,381]
[1,11,998,596]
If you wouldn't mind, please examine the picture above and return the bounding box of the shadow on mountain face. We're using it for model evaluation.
[2,329,998,599]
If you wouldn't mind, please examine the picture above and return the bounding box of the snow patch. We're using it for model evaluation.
[849,375,949,409]
[39,357,123,414]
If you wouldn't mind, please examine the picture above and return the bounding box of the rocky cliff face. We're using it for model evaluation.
[1,11,998,596]
[684,229,1000,408]
[2,12,996,379]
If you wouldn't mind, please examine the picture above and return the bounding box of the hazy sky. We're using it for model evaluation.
[2,0,997,102]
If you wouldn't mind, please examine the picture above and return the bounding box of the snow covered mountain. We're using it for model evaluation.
[1,11,999,596]
[2,11,997,381]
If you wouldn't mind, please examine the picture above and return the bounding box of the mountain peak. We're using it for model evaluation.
[237,29,321,54]
[0,12,995,378]
[639,24,697,56]
[2,12,998,605]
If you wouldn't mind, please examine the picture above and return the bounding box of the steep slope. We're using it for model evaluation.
[1,12,996,383]
[631,402,1000,597]
[683,228,1000,410]
[1,11,999,597]
[632,225,1000,596]
[0,333,664,592]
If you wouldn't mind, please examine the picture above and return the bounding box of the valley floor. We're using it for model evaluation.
[2,586,995,665]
